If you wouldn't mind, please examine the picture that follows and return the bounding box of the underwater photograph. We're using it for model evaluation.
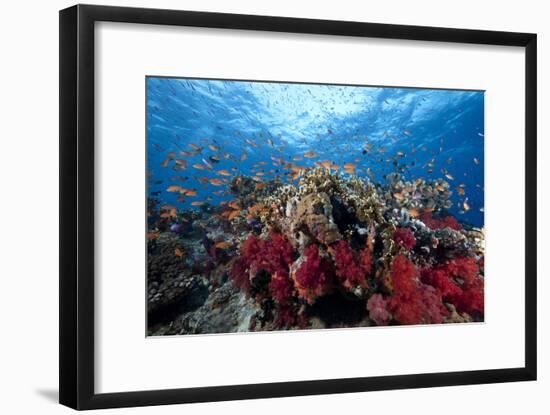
[146,77,485,336]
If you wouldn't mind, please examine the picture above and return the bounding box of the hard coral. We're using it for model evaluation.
[332,240,370,291]
[293,244,334,304]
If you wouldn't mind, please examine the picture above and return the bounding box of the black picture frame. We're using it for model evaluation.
[59,4,537,410]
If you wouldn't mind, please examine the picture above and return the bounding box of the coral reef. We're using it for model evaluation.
[148,166,484,334]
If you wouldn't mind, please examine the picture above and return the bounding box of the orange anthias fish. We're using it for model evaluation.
[191,201,204,206]
[393,192,405,201]
[408,208,421,218]
[174,247,184,257]
[228,200,241,210]
[174,159,188,168]
[227,210,240,220]
[147,231,160,240]
[192,164,207,170]
[188,143,202,150]
[181,189,197,196]
[214,241,232,250]
[160,206,177,218]
[304,151,318,158]
[217,169,232,176]
[209,144,220,152]
[210,178,223,186]
[343,163,356,174]
[167,185,183,192]
[319,160,333,170]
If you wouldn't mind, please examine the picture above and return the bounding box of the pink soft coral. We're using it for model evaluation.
[293,244,333,304]
[419,284,449,324]
[367,294,391,326]
[394,227,416,250]
[332,240,370,290]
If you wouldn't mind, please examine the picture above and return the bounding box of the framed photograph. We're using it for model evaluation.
[59,4,537,410]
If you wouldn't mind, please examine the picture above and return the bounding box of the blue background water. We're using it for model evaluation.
[147,77,484,227]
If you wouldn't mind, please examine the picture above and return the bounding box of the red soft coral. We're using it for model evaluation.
[230,232,295,297]
[421,256,484,316]
[269,272,294,303]
[293,244,334,304]
[421,267,462,299]
[447,257,484,315]
[420,211,462,231]
[388,255,448,325]
[446,257,479,286]
[332,240,370,290]
[394,227,416,250]
[388,255,424,325]
[273,303,308,329]
[229,257,251,294]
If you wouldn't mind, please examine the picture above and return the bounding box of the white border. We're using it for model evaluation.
[95,22,525,393]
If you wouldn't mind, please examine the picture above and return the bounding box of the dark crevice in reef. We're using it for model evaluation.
[308,292,367,327]
[147,282,209,326]
[331,196,360,234]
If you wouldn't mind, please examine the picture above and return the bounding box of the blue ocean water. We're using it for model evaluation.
[146,77,484,228]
